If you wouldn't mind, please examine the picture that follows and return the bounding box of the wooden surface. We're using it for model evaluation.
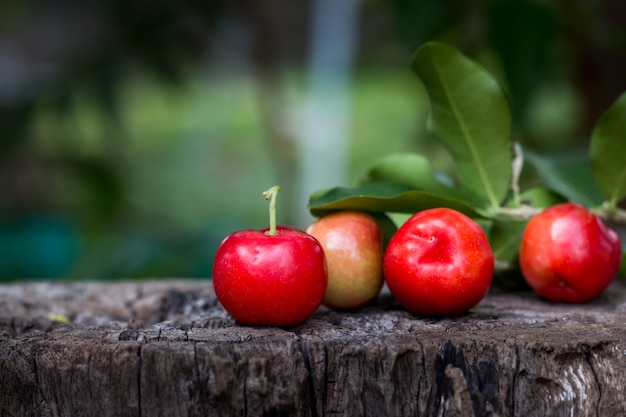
[2,279,626,416]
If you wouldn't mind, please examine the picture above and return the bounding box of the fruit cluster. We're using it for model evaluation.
[307,207,494,317]
[212,187,622,327]
[212,42,626,326]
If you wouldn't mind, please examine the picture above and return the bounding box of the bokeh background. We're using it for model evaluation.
[1,0,625,280]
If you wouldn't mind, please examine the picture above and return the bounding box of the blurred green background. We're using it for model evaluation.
[0,0,625,280]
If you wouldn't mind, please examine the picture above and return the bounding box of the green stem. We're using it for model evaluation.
[592,205,626,224]
[498,203,626,224]
[510,142,523,207]
[263,186,281,236]
[497,205,543,220]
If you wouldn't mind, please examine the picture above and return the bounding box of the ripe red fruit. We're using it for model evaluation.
[383,208,494,316]
[212,187,327,326]
[519,203,621,303]
[306,211,384,310]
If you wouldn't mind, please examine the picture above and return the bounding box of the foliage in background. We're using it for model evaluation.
[0,0,625,280]
[309,42,626,284]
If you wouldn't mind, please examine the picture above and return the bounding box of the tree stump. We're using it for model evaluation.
[2,279,626,417]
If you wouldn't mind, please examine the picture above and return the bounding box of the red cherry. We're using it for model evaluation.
[383,208,494,316]
[213,225,327,326]
[519,203,621,303]
[212,186,327,326]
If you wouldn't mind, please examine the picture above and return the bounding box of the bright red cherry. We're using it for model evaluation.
[212,187,327,326]
[519,203,621,303]
[383,208,494,316]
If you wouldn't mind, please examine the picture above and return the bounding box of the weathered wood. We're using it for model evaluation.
[2,279,626,416]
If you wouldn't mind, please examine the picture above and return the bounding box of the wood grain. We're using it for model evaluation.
[2,280,626,416]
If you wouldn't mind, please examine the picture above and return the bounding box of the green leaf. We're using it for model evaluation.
[525,150,604,207]
[515,185,567,209]
[411,42,512,211]
[489,220,527,269]
[369,212,397,250]
[308,182,481,218]
[360,153,466,200]
[590,90,626,208]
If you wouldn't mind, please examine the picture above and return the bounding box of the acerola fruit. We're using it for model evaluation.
[212,186,327,326]
[306,211,384,310]
[519,202,621,303]
[383,208,494,316]
[213,225,327,326]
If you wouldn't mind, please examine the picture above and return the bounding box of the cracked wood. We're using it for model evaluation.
[1,280,626,416]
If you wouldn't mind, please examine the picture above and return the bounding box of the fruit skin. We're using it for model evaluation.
[212,225,327,326]
[519,203,621,303]
[306,211,384,310]
[383,208,494,316]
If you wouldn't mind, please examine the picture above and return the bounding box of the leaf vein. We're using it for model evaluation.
[437,68,499,209]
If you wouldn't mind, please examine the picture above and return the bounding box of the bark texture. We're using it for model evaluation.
[2,280,626,417]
